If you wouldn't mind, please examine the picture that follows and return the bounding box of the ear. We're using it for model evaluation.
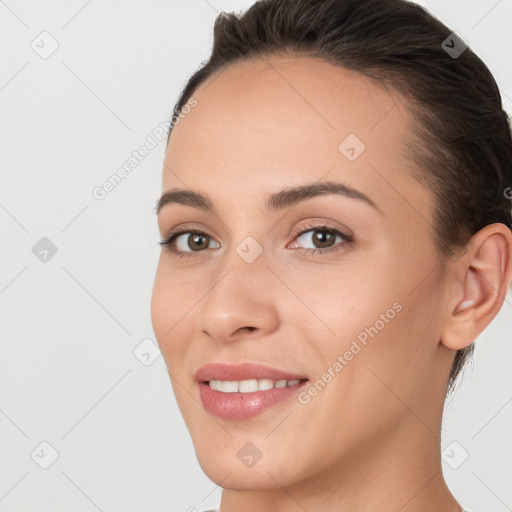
[441,223,512,351]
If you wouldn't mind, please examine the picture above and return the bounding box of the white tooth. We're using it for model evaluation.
[209,379,223,391]
[210,378,302,393]
[221,380,239,393]
[258,379,275,391]
[239,379,259,393]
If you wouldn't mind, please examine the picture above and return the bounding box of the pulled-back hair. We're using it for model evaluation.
[166,0,512,393]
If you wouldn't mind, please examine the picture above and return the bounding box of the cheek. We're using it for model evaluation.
[302,262,432,403]
[289,262,394,344]
[150,262,172,341]
[150,260,193,363]
[327,278,440,415]
[296,302,428,460]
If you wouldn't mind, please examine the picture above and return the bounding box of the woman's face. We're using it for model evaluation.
[151,57,455,492]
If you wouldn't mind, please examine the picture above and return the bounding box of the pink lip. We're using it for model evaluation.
[194,361,308,383]
[195,362,309,420]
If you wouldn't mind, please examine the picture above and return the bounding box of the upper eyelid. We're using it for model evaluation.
[163,222,345,237]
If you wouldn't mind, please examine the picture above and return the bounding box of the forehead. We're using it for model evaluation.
[163,56,428,221]
[167,56,412,165]
[169,56,411,151]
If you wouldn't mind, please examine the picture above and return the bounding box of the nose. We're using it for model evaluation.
[194,245,280,344]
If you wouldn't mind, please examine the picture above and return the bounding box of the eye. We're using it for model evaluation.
[288,223,353,256]
[159,227,220,258]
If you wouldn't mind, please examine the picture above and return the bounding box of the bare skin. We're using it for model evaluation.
[151,56,512,512]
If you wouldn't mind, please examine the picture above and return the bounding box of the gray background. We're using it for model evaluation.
[1,1,511,511]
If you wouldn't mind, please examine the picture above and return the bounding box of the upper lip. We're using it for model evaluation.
[194,362,308,383]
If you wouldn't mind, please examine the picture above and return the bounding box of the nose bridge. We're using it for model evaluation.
[195,232,279,342]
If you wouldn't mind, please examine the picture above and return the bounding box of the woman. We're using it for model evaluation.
[151,0,512,510]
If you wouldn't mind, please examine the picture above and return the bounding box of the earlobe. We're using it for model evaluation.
[440,224,512,351]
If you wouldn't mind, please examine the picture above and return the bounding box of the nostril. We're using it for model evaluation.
[238,326,256,334]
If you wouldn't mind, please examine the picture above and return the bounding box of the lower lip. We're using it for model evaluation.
[198,380,309,420]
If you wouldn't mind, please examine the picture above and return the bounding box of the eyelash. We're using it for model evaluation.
[158,222,353,259]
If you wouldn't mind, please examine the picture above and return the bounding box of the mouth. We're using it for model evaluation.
[195,361,310,419]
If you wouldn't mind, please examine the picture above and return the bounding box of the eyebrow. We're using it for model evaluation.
[155,180,383,216]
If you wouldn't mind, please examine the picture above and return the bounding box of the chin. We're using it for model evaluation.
[193,439,302,491]
[199,458,294,491]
